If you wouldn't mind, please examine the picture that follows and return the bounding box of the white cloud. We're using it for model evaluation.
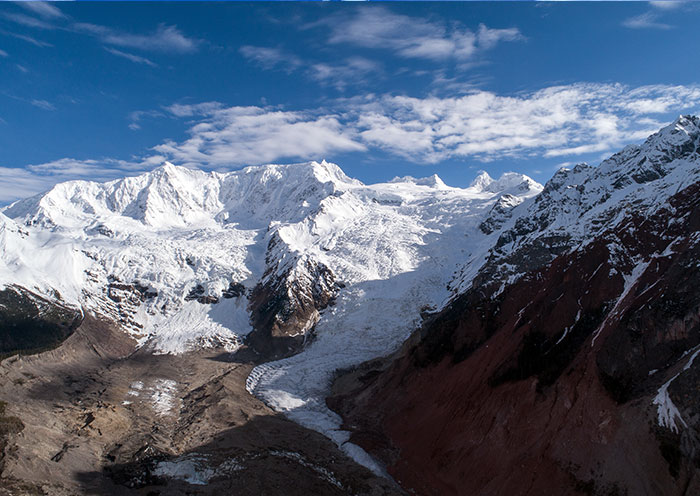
[165,102,224,118]
[127,109,164,130]
[6,83,700,203]
[476,24,523,49]
[105,47,157,67]
[128,110,163,131]
[322,7,523,61]
[649,1,684,9]
[622,12,673,29]
[308,57,382,90]
[2,8,195,54]
[0,48,7,57]
[30,99,55,110]
[241,45,381,90]
[0,167,59,202]
[156,104,365,166]
[239,11,522,90]
[19,2,66,20]
[239,45,302,72]
[347,84,700,162]
[2,12,56,30]
[156,84,700,166]
[74,23,198,53]
[1,31,53,48]
[241,11,523,91]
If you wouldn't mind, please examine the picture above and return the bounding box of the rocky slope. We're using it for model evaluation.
[329,116,700,495]
[0,314,400,495]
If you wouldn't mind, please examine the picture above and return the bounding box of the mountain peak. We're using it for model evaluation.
[648,114,700,148]
[673,114,700,133]
[470,171,541,195]
[388,173,447,188]
[469,171,494,191]
[151,161,184,177]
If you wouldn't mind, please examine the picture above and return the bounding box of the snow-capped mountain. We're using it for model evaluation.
[0,158,541,470]
[0,160,540,353]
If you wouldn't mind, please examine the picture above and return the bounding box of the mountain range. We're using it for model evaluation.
[1,117,700,495]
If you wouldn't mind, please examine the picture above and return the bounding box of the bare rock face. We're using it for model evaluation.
[247,232,342,358]
[329,147,700,494]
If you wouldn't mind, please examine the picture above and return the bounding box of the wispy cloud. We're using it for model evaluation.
[241,45,381,91]
[74,23,198,53]
[320,7,523,61]
[25,157,150,178]
[2,6,197,54]
[649,1,684,10]
[127,109,164,130]
[1,12,56,30]
[105,47,157,67]
[349,84,700,162]
[240,9,523,90]
[152,84,700,166]
[0,48,7,57]
[16,64,28,73]
[0,167,64,202]
[165,102,224,118]
[308,57,382,90]
[6,83,700,203]
[30,99,55,111]
[622,12,673,29]
[476,24,523,49]
[0,157,157,203]
[0,30,53,48]
[239,45,302,72]
[18,1,66,20]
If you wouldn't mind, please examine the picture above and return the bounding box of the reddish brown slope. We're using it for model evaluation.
[329,182,700,496]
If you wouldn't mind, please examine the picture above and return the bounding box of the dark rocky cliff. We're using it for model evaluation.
[329,120,700,495]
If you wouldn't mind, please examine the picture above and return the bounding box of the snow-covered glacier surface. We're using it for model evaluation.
[0,159,541,471]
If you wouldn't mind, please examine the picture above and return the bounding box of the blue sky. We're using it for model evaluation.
[2,1,700,202]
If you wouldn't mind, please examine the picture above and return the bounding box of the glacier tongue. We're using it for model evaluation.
[241,168,542,473]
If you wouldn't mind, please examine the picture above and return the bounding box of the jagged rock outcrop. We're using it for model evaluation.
[248,251,342,358]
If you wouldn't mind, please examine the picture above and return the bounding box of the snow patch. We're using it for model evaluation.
[652,345,700,432]
[150,379,179,416]
[153,453,243,485]
[122,379,179,417]
[653,376,687,433]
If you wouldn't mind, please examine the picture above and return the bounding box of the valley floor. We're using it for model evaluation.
[0,316,401,496]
